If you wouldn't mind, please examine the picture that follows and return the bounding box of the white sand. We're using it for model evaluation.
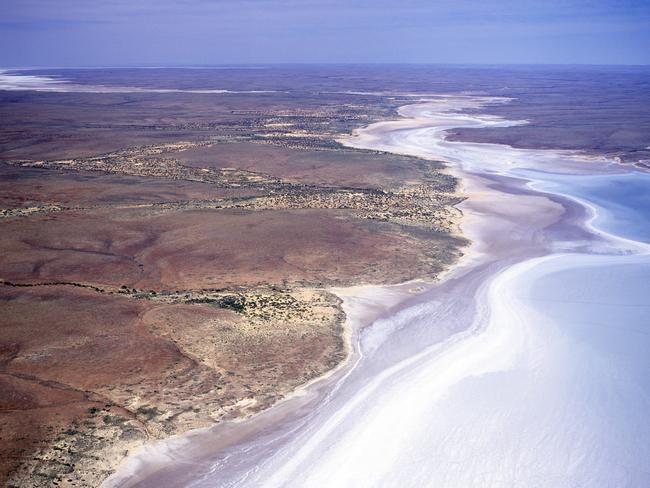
[0,69,275,94]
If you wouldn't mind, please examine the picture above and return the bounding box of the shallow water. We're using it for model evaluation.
[525,170,650,243]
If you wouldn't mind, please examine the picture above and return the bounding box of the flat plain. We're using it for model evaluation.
[0,67,464,487]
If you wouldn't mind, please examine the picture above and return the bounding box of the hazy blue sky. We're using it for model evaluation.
[1,0,649,66]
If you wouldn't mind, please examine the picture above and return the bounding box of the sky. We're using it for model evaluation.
[1,0,649,67]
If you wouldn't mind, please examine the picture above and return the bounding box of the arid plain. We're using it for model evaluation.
[0,68,465,487]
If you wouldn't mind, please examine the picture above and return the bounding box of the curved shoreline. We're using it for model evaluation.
[101,97,503,487]
[104,96,649,487]
[101,97,568,487]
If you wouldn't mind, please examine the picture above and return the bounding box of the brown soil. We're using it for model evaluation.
[0,84,465,487]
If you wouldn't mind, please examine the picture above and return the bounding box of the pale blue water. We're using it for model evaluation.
[521,167,650,388]
[511,168,650,485]
[527,257,650,383]
[522,169,650,243]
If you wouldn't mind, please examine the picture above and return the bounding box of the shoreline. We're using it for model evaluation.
[101,278,439,486]
[101,98,484,487]
[103,94,644,486]
[101,96,554,487]
[101,96,538,486]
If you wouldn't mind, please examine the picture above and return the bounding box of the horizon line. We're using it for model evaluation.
[3,62,650,70]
